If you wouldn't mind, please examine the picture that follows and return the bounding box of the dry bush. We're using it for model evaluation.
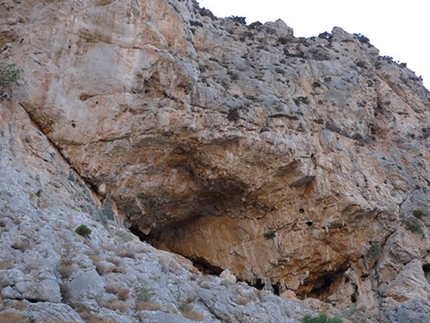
[89,254,101,264]
[101,243,118,252]
[105,256,121,266]
[79,311,116,323]
[105,284,118,294]
[11,301,26,310]
[180,303,205,322]
[0,311,27,323]
[57,261,75,279]
[95,262,115,276]
[0,261,14,270]
[118,249,136,259]
[136,301,163,311]
[105,284,130,301]
[236,296,249,305]
[11,238,30,251]
[199,281,211,289]
[112,266,126,274]
[182,311,205,322]
[116,287,130,301]
[104,256,126,273]
[99,300,129,312]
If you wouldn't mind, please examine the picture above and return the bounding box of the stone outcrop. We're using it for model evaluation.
[0,91,312,322]
[2,0,430,321]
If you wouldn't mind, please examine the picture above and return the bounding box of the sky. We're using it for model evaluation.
[197,0,430,90]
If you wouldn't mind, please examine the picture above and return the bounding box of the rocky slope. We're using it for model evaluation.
[2,0,430,322]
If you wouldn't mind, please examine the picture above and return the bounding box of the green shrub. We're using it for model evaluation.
[354,33,370,45]
[403,219,424,238]
[0,64,22,87]
[366,241,381,259]
[137,287,154,302]
[303,313,342,323]
[75,224,92,237]
[412,209,425,218]
[263,230,276,239]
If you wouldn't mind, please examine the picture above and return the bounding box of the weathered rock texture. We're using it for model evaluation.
[0,75,312,323]
[2,0,430,321]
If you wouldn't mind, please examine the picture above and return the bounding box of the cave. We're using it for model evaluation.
[423,264,430,282]
[248,278,280,296]
[129,224,149,242]
[129,223,285,296]
[297,270,347,302]
[190,256,224,275]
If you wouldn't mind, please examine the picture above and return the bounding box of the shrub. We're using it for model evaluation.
[137,287,154,302]
[11,238,30,251]
[275,67,285,75]
[227,107,240,123]
[99,300,129,312]
[318,32,332,40]
[0,64,22,87]
[75,224,91,237]
[278,37,289,44]
[366,241,381,259]
[229,16,246,25]
[303,313,343,323]
[236,296,249,305]
[221,81,230,91]
[182,310,205,321]
[264,230,276,239]
[294,96,310,105]
[0,311,28,323]
[412,209,425,218]
[136,301,162,311]
[354,33,370,45]
[404,219,424,238]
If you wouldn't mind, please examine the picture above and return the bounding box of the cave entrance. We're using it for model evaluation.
[128,223,225,276]
[128,224,284,296]
[129,224,149,242]
[249,278,280,296]
[423,264,430,283]
[296,270,346,302]
[190,257,224,275]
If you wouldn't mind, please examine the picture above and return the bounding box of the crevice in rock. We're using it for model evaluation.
[423,264,430,283]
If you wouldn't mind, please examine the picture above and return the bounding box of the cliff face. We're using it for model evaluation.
[2,0,430,321]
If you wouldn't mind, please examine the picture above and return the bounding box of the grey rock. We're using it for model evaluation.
[137,311,196,323]
[27,302,86,323]
[389,299,430,323]
[67,270,105,301]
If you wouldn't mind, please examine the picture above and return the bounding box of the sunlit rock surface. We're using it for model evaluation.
[2,0,430,321]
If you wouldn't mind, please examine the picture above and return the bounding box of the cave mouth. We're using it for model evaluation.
[190,256,224,275]
[128,221,345,302]
[248,278,280,296]
[129,224,284,295]
[423,264,430,283]
[296,269,347,302]
[129,223,149,242]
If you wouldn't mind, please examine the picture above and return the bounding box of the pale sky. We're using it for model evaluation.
[197,0,430,90]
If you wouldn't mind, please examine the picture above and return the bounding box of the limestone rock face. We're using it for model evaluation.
[3,0,430,321]
[0,100,311,322]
